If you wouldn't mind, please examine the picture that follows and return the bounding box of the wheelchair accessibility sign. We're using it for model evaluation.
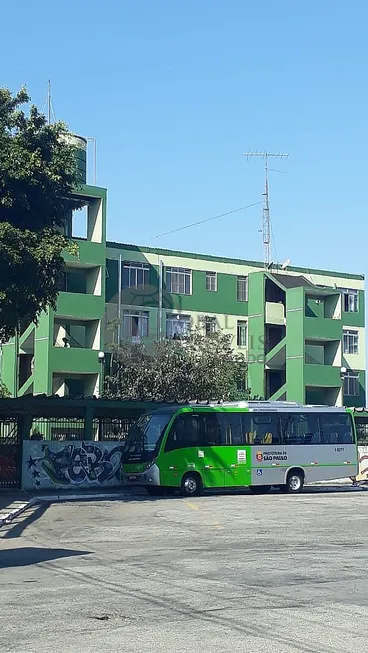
[256,469,263,477]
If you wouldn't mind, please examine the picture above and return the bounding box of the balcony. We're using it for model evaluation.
[56,292,104,320]
[304,291,342,341]
[51,347,101,375]
[304,364,342,388]
[63,239,105,267]
[265,302,285,325]
[304,316,342,341]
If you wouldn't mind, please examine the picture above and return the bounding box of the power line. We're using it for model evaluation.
[151,201,263,240]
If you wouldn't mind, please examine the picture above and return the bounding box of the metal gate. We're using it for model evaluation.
[0,418,21,488]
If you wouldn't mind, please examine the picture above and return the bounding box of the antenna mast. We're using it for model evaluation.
[243,151,289,267]
[46,80,56,124]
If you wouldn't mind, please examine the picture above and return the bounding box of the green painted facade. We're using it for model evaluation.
[105,243,365,407]
[1,180,106,399]
[0,142,365,407]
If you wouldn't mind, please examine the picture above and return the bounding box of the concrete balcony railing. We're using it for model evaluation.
[265,302,285,325]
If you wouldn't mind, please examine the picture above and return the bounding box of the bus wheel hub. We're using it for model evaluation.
[185,477,196,492]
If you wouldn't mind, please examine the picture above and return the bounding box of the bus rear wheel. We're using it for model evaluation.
[181,472,203,497]
[284,470,304,494]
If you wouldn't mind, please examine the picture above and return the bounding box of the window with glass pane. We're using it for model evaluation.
[237,321,247,346]
[281,413,321,445]
[344,371,359,396]
[242,413,282,445]
[164,414,202,451]
[214,413,244,445]
[166,314,191,339]
[237,276,248,301]
[204,317,216,336]
[122,310,149,339]
[318,413,354,444]
[206,272,217,292]
[166,267,192,294]
[340,288,359,313]
[122,261,150,289]
[343,330,358,354]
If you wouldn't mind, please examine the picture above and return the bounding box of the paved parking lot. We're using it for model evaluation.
[0,487,367,653]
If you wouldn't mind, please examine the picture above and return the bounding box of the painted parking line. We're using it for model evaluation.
[185,502,200,511]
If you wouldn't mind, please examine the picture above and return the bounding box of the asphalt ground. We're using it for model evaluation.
[0,486,367,653]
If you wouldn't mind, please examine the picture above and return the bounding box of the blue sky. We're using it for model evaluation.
[1,0,367,274]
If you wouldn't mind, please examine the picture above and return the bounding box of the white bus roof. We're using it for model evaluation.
[196,401,350,413]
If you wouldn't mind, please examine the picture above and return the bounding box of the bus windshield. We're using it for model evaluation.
[123,413,172,462]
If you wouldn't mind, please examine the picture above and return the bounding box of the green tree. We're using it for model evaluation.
[105,328,253,401]
[0,87,84,342]
[0,381,11,398]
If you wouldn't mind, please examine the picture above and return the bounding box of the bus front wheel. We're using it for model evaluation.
[181,472,203,497]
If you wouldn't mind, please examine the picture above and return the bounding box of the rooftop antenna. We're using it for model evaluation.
[243,151,290,267]
[45,80,56,124]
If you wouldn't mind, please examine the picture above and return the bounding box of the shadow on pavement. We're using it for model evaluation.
[1,502,50,539]
[0,546,90,568]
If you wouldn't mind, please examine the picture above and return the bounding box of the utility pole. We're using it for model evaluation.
[243,151,289,267]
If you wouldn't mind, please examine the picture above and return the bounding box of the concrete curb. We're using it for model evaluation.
[0,497,38,528]
[36,492,132,503]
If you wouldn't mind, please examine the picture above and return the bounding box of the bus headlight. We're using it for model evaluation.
[144,458,156,471]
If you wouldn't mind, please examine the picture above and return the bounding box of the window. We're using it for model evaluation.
[339,288,359,313]
[237,321,247,347]
[318,413,354,445]
[281,412,354,444]
[204,316,216,336]
[214,413,244,445]
[122,310,149,339]
[123,413,172,461]
[164,414,202,451]
[281,413,321,445]
[165,412,245,449]
[343,329,359,354]
[166,314,191,339]
[237,276,248,302]
[122,261,150,289]
[206,272,217,292]
[344,371,360,397]
[166,267,191,294]
[243,412,283,445]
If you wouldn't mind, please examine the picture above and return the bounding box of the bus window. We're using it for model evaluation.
[242,413,282,445]
[215,413,244,445]
[319,413,354,445]
[282,413,320,445]
[164,414,202,452]
[201,413,222,445]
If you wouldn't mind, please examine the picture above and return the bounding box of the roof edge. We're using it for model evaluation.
[106,241,365,281]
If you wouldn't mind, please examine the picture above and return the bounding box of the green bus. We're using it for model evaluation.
[121,401,358,496]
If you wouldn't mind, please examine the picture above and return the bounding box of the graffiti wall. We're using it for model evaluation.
[22,440,124,491]
[357,446,368,481]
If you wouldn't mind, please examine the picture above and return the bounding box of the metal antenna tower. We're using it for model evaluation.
[45,80,56,124]
[243,151,289,267]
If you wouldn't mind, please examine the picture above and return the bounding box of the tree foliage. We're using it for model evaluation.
[0,87,84,342]
[104,329,255,402]
[0,381,11,398]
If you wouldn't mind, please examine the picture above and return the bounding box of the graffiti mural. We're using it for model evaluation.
[22,440,124,490]
[357,446,368,481]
